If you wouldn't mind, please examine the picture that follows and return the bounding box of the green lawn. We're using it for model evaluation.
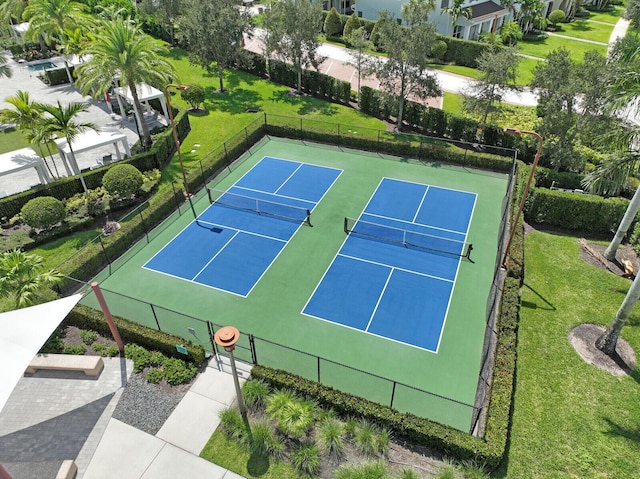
[585,5,625,24]
[518,34,607,60]
[499,230,640,478]
[556,19,614,43]
[430,63,483,80]
[0,128,29,154]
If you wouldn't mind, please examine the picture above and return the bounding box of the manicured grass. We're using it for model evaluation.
[162,48,386,186]
[442,91,539,131]
[201,429,308,479]
[0,128,29,154]
[518,34,607,60]
[499,230,640,478]
[430,63,483,80]
[516,56,540,86]
[31,228,102,270]
[556,19,614,43]
[585,6,625,24]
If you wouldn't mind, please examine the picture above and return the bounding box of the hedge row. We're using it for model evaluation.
[264,122,514,173]
[359,86,538,161]
[525,187,630,234]
[0,110,190,221]
[65,303,206,365]
[43,65,75,86]
[534,166,584,190]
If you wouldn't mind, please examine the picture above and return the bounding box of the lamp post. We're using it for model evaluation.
[164,84,190,197]
[214,326,247,420]
[501,128,543,268]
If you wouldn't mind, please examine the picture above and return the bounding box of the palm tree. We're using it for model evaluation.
[75,20,176,148]
[596,271,640,356]
[0,90,57,178]
[0,51,11,79]
[39,101,95,192]
[0,249,62,309]
[0,0,28,41]
[441,0,472,36]
[22,0,93,83]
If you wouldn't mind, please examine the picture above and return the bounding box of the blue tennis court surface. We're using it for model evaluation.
[303,178,476,352]
[144,157,342,296]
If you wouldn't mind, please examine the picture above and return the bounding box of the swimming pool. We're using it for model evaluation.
[27,61,58,72]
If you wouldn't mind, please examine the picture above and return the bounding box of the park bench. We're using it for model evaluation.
[25,354,104,377]
[55,460,77,479]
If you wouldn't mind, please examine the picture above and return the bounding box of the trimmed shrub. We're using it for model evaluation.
[163,357,197,385]
[125,343,152,372]
[370,16,386,49]
[548,9,566,25]
[181,84,205,110]
[431,40,448,61]
[102,164,144,198]
[146,368,163,383]
[63,344,86,355]
[242,378,270,411]
[317,417,346,462]
[324,7,343,37]
[500,21,523,46]
[80,329,98,345]
[290,443,321,476]
[219,407,248,444]
[21,196,66,230]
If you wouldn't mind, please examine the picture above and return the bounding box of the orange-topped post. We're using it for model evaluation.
[214,326,247,419]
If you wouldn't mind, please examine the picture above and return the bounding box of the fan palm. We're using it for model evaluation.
[22,0,93,83]
[75,20,176,148]
[0,90,57,178]
[39,101,95,192]
[0,249,62,309]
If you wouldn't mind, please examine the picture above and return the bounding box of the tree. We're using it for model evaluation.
[0,90,57,178]
[464,46,520,124]
[75,20,176,148]
[596,271,640,356]
[518,0,546,33]
[180,0,252,93]
[139,0,182,45]
[344,27,372,105]
[39,101,95,193]
[441,0,472,35]
[324,6,342,37]
[265,0,325,94]
[343,13,361,38]
[370,15,386,49]
[181,84,205,110]
[547,9,566,27]
[0,249,62,309]
[22,0,93,83]
[625,0,640,28]
[368,0,441,129]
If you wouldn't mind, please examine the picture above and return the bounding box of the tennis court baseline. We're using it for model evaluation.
[303,178,476,352]
[144,157,342,296]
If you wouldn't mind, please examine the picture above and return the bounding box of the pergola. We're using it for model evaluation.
[54,129,131,175]
[0,147,52,195]
[113,83,169,129]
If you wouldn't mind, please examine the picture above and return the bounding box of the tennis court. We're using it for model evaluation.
[303,178,476,352]
[143,157,341,296]
[83,138,510,430]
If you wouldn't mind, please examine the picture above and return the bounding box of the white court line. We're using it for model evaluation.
[231,185,314,208]
[412,186,429,224]
[192,231,239,281]
[274,162,304,195]
[338,253,454,283]
[365,268,393,332]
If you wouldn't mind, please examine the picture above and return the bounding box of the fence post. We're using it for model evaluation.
[377,130,381,152]
[207,321,218,355]
[138,209,149,243]
[249,334,257,365]
[149,304,162,331]
[171,181,181,215]
[337,123,340,144]
[224,143,229,168]
[317,357,321,383]
[300,118,303,139]
[245,127,249,151]
[98,236,111,275]
[199,160,205,189]
[390,381,397,409]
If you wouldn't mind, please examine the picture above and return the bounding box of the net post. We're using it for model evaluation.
[206,187,213,204]
[343,217,348,233]
[306,209,312,227]
[465,243,474,262]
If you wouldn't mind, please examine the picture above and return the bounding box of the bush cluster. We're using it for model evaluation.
[66,304,206,365]
[124,343,197,384]
[102,164,144,198]
[21,196,66,230]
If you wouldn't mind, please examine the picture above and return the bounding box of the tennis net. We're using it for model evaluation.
[208,188,311,225]
[344,217,473,259]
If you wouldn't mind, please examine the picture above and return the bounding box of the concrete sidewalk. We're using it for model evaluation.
[82,355,251,479]
[0,355,252,479]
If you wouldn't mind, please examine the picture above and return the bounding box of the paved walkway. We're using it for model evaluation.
[0,355,251,479]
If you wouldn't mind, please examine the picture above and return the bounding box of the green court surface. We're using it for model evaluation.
[83,138,509,431]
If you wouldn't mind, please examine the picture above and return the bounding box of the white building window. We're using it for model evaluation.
[453,25,464,38]
[441,0,449,9]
